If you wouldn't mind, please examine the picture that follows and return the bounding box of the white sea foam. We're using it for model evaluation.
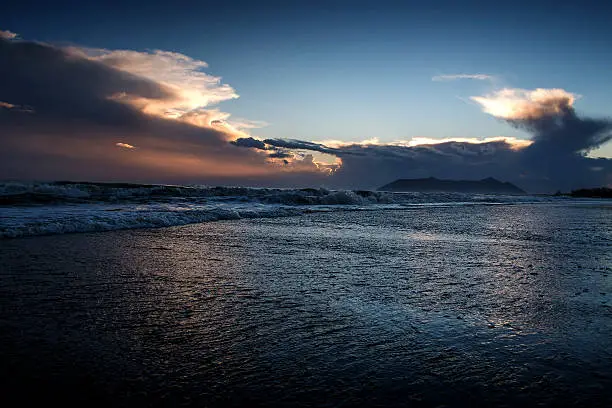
[0,203,296,238]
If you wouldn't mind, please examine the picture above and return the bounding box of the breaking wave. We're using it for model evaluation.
[0,181,394,206]
[1,181,556,238]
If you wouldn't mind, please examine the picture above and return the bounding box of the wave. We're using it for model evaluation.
[0,181,395,206]
[0,181,559,238]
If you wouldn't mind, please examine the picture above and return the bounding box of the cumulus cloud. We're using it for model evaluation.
[63,46,270,141]
[471,88,578,120]
[473,87,612,154]
[76,48,238,116]
[432,74,494,82]
[472,88,612,190]
[0,32,327,186]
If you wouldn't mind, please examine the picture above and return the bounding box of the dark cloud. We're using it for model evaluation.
[268,150,292,159]
[228,89,612,191]
[0,35,324,186]
[230,137,268,150]
[0,38,171,127]
[262,139,339,155]
[234,133,611,191]
[327,140,524,189]
[502,93,612,191]
[505,100,612,156]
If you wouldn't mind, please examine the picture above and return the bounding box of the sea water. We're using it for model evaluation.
[0,184,610,406]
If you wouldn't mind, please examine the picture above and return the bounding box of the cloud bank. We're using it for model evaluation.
[233,87,612,191]
[0,32,325,185]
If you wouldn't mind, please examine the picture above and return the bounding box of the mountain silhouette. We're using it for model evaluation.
[379,177,525,194]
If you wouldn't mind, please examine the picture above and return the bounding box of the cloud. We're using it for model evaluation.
[0,30,17,40]
[268,150,292,159]
[314,137,381,148]
[0,33,328,186]
[74,48,238,118]
[472,87,612,155]
[402,137,532,150]
[226,118,269,130]
[473,88,612,190]
[230,137,267,150]
[315,136,532,151]
[230,86,611,192]
[231,137,527,188]
[64,46,265,141]
[432,74,494,82]
[262,139,339,155]
[0,100,34,113]
[115,142,136,149]
[471,88,578,120]
[312,139,526,189]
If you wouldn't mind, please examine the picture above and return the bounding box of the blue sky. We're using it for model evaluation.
[3,0,612,157]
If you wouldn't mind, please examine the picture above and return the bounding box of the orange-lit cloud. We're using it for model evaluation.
[1,125,326,185]
[68,46,266,139]
[80,48,238,109]
[0,34,316,185]
[471,88,578,120]
[266,153,341,175]
[115,142,136,149]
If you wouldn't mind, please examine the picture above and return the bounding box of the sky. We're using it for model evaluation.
[1,0,611,192]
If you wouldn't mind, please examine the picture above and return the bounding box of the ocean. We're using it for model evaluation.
[1,182,611,407]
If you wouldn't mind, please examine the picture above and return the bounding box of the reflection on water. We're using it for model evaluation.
[1,203,611,407]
